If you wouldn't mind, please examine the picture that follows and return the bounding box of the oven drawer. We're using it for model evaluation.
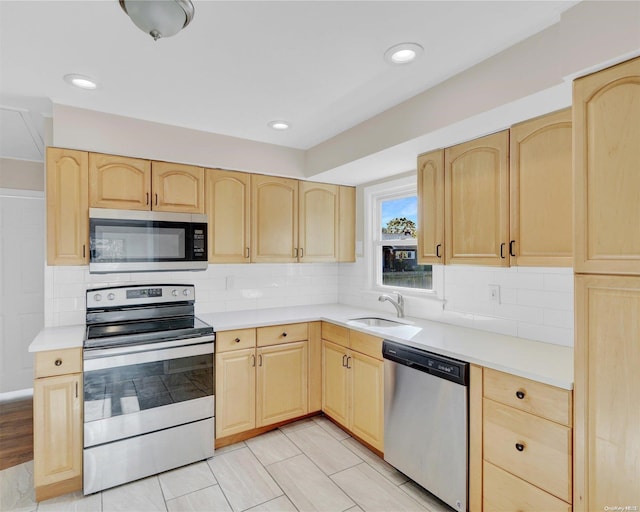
[483,398,572,502]
[257,323,308,347]
[35,348,82,378]
[484,368,572,426]
[216,329,256,352]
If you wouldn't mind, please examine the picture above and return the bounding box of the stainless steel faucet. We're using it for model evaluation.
[378,292,405,318]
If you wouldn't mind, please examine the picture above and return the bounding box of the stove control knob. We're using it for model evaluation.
[94,293,102,302]
[172,289,178,297]
[107,293,115,301]
[183,289,191,296]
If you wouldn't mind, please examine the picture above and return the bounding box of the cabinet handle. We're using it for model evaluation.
[294,248,298,258]
[346,356,352,369]
[342,354,347,367]
[155,193,158,206]
[258,354,263,366]
[251,354,256,367]
[282,332,287,337]
[82,245,86,258]
[245,247,250,259]
[436,244,442,258]
[509,240,516,257]
[515,390,526,400]
[234,337,241,343]
[146,192,149,205]
[54,359,62,367]
[300,248,304,258]
[500,243,506,259]
[515,442,525,452]
[75,382,78,398]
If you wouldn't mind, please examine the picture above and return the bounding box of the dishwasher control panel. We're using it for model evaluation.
[382,340,468,385]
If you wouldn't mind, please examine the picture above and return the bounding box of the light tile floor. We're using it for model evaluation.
[0,415,453,512]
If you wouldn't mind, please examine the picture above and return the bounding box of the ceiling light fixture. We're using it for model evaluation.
[63,74,98,90]
[384,43,424,65]
[268,120,290,130]
[119,0,195,41]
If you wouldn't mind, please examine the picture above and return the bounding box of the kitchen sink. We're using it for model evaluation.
[347,317,407,327]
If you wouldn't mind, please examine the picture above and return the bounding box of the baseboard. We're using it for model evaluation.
[0,388,33,402]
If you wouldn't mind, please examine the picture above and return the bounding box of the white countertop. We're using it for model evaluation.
[28,303,573,389]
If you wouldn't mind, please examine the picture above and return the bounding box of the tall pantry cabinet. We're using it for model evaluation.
[573,56,640,510]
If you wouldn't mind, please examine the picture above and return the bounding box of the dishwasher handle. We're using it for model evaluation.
[382,340,469,386]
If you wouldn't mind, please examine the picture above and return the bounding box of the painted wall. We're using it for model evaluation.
[0,158,44,191]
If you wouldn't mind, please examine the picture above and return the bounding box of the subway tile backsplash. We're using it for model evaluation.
[45,260,573,347]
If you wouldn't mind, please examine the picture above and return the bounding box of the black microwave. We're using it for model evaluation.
[89,208,208,273]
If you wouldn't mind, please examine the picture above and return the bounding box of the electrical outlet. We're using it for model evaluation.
[489,284,500,303]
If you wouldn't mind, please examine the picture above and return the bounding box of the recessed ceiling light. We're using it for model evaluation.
[268,120,290,130]
[64,74,98,90]
[384,43,424,65]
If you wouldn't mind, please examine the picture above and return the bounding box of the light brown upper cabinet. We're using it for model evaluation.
[251,174,299,263]
[205,169,251,263]
[299,182,338,262]
[417,149,445,264]
[151,161,205,213]
[509,109,573,267]
[445,130,510,266]
[338,186,356,262]
[89,153,151,210]
[89,154,204,213]
[46,148,89,265]
[574,56,640,275]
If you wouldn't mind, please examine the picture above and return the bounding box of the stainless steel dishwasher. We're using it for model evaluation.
[383,340,469,512]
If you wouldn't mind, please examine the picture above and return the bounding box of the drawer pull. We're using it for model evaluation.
[54,359,63,367]
[282,332,287,337]
[515,442,525,452]
[515,390,526,400]
[234,338,241,343]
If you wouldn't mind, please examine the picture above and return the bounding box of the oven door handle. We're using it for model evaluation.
[84,334,215,360]
[84,341,214,372]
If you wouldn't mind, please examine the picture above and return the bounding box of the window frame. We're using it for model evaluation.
[364,175,443,298]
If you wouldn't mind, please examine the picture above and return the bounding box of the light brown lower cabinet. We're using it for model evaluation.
[215,325,309,440]
[321,330,384,452]
[33,370,83,501]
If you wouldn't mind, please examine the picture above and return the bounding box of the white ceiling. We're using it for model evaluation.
[0,0,579,162]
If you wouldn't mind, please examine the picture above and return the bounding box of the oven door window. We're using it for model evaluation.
[84,352,213,422]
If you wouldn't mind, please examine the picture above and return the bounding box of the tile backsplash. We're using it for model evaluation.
[46,260,573,347]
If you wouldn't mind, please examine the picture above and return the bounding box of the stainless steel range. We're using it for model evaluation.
[83,284,215,495]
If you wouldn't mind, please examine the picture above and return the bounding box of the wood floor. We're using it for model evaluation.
[0,398,33,470]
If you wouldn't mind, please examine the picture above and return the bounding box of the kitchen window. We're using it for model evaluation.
[366,176,441,296]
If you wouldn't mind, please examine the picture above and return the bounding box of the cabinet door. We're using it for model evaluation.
[33,373,82,500]
[215,348,256,438]
[574,275,640,511]
[251,174,298,262]
[574,57,640,274]
[321,340,349,427]
[46,148,88,265]
[299,182,338,262]
[338,186,356,262]
[510,109,573,267]
[349,350,384,451]
[417,149,445,264]
[151,161,205,213]
[89,153,151,210]
[205,169,251,263]
[256,341,308,427]
[445,131,510,266]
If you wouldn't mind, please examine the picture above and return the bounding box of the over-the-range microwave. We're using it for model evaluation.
[89,208,208,273]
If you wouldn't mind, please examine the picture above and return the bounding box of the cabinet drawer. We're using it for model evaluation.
[483,399,572,502]
[483,461,570,512]
[349,330,383,360]
[484,367,572,426]
[257,323,308,347]
[216,329,256,352]
[35,348,82,378]
[321,321,349,347]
